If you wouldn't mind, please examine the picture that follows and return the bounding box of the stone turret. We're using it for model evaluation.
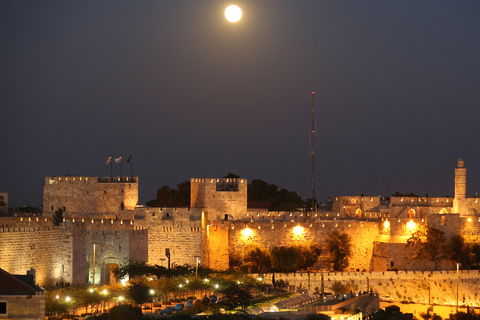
[454,158,467,214]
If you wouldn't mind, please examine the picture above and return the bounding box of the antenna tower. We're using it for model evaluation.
[310,92,316,212]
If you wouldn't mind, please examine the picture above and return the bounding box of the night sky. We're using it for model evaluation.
[1,1,480,206]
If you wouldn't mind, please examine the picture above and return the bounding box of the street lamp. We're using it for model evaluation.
[457,263,461,313]
[92,243,98,285]
[194,256,200,279]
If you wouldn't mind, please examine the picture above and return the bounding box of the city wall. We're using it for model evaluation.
[43,176,138,215]
[0,217,147,286]
[259,270,480,308]
[135,207,202,268]
[226,220,379,271]
[0,222,83,286]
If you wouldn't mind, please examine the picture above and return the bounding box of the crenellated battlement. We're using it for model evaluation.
[43,176,139,215]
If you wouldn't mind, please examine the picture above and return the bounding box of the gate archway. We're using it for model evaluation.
[99,251,121,285]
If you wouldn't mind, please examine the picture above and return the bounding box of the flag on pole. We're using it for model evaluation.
[106,156,112,164]
[127,155,132,163]
[115,156,122,163]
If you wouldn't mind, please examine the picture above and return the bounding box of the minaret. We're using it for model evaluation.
[453,158,466,214]
[455,158,466,200]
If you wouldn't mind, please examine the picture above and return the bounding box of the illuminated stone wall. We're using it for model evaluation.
[332,196,381,219]
[260,270,480,308]
[191,178,247,220]
[135,207,202,268]
[0,291,45,320]
[43,176,138,215]
[0,217,147,287]
[0,219,84,286]
[227,220,379,271]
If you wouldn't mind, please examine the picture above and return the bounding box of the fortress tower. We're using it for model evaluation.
[453,158,467,214]
[190,178,247,220]
[43,176,138,216]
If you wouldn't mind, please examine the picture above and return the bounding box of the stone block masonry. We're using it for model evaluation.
[0,224,80,286]
[261,270,480,308]
[136,207,202,268]
[228,220,379,271]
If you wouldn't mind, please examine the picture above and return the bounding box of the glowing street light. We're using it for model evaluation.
[195,255,200,279]
[457,263,461,313]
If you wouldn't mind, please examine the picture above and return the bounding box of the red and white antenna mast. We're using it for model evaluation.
[310,91,316,212]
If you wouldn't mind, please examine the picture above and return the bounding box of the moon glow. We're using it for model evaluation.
[225,5,242,22]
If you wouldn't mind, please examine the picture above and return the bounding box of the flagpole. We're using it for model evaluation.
[120,160,123,181]
[110,155,113,182]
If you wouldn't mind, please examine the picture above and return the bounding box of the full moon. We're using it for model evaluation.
[225,5,242,22]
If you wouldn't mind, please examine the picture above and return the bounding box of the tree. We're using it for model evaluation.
[244,244,271,272]
[297,242,322,270]
[155,185,174,207]
[127,281,151,306]
[324,230,352,271]
[175,181,191,207]
[406,226,452,270]
[53,209,63,226]
[224,173,240,178]
[108,304,143,320]
[146,181,190,207]
[247,179,304,211]
[449,235,473,268]
[216,284,253,313]
[270,246,301,272]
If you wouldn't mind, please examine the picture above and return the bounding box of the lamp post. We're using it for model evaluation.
[457,263,461,313]
[92,243,98,285]
[194,256,200,279]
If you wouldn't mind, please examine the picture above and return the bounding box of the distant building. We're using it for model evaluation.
[0,192,8,216]
[0,268,45,320]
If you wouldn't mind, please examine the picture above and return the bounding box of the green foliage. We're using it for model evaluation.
[270,246,302,272]
[406,226,451,270]
[127,281,151,305]
[330,281,349,294]
[449,235,477,268]
[107,304,143,320]
[247,179,304,211]
[449,311,480,320]
[45,293,68,317]
[216,284,253,313]
[324,230,352,271]
[117,260,211,280]
[244,244,271,272]
[147,181,191,207]
[224,173,240,178]
[305,313,331,320]
[269,242,321,272]
[53,209,63,226]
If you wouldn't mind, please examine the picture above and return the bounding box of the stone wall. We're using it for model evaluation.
[332,196,381,219]
[135,207,202,268]
[226,220,379,271]
[43,176,138,215]
[260,270,480,308]
[191,178,247,220]
[0,217,147,286]
[0,292,45,320]
[0,223,79,286]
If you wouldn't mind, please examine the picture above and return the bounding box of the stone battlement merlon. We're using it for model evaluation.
[45,176,138,184]
[243,210,382,222]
